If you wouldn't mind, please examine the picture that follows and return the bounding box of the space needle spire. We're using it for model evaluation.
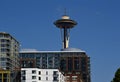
[54,14,77,49]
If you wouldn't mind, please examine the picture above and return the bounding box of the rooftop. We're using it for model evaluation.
[20,48,85,53]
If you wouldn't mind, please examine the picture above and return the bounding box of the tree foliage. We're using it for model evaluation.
[112,68,120,82]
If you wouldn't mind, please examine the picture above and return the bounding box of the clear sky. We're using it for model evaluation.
[0,0,120,82]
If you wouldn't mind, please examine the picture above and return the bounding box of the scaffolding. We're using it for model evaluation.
[0,70,10,82]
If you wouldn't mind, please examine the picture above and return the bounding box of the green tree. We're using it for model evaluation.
[112,68,120,82]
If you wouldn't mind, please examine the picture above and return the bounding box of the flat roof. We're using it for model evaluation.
[20,48,85,53]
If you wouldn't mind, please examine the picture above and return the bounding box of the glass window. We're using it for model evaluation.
[1,39,5,42]
[1,62,6,66]
[1,48,6,52]
[32,76,36,79]
[0,35,3,37]
[32,70,36,74]
[21,70,26,75]
[53,71,58,75]
[46,77,48,80]
[81,57,86,72]
[53,77,58,81]
[60,58,66,71]
[46,71,48,75]
[22,76,26,80]
[68,57,73,71]
[39,77,41,80]
[39,71,41,75]
[1,44,5,47]
[74,58,80,70]
[1,58,6,61]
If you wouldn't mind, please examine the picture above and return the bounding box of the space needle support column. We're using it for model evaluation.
[64,27,67,48]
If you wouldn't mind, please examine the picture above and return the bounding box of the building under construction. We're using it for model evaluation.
[20,48,90,82]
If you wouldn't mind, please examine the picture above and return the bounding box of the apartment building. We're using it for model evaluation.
[0,32,20,82]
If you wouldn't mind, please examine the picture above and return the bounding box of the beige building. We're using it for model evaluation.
[0,32,20,82]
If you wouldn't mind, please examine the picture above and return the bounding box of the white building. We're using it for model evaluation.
[21,68,65,82]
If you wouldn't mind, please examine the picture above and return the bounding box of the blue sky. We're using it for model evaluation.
[0,0,120,82]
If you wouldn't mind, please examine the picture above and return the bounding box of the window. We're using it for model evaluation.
[39,77,41,80]
[1,39,5,42]
[32,70,36,74]
[22,76,26,80]
[46,71,48,75]
[46,77,48,80]
[39,71,41,75]
[1,58,6,61]
[1,44,5,47]
[68,57,73,71]
[53,71,58,75]
[0,35,3,37]
[32,76,36,79]
[60,59,66,71]
[21,70,26,75]
[1,62,6,66]
[53,77,58,81]
[74,58,80,70]
[1,48,6,52]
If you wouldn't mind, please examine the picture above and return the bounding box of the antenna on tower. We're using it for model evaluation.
[64,8,67,16]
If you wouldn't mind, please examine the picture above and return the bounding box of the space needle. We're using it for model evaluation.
[54,15,77,49]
